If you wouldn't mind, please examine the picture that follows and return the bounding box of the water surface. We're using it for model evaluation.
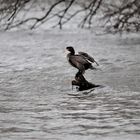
[0,30,140,140]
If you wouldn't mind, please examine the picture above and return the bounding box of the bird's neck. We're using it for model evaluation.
[67,53,73,61]
[70,50,75,55]
[67,51,75,56]
[67,53,71,59]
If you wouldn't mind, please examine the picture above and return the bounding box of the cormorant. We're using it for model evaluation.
[66,46,99,74]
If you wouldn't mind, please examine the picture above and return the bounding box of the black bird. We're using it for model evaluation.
[66,46,99,74]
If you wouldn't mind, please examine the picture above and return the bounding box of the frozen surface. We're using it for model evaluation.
[0,29,140,140]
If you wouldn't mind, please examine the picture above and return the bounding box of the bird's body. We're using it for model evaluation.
[66,46,99,74]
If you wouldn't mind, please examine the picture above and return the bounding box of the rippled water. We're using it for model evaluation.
[0,30,140,140]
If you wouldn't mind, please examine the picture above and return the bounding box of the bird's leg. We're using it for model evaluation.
[75,71,88,83]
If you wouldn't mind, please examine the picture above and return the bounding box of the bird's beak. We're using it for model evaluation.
[65,48,69,55]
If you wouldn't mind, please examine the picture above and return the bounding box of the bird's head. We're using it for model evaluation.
[66,46,75,55]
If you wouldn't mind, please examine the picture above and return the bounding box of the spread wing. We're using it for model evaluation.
[78,52,99,66]
[69,55,89,73]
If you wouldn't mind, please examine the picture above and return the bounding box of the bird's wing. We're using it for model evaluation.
[70,55,89,65]
[78,52,99,66]
[69,55,87,72]
[78,52,95,62]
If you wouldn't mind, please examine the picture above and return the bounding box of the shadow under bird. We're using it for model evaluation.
[66,46,99,74]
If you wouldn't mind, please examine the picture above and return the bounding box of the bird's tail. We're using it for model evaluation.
[94,60,99,66]
[90,65,102,71]
[90,65,97,70]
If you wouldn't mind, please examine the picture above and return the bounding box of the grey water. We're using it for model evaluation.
[0,30,140,140]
